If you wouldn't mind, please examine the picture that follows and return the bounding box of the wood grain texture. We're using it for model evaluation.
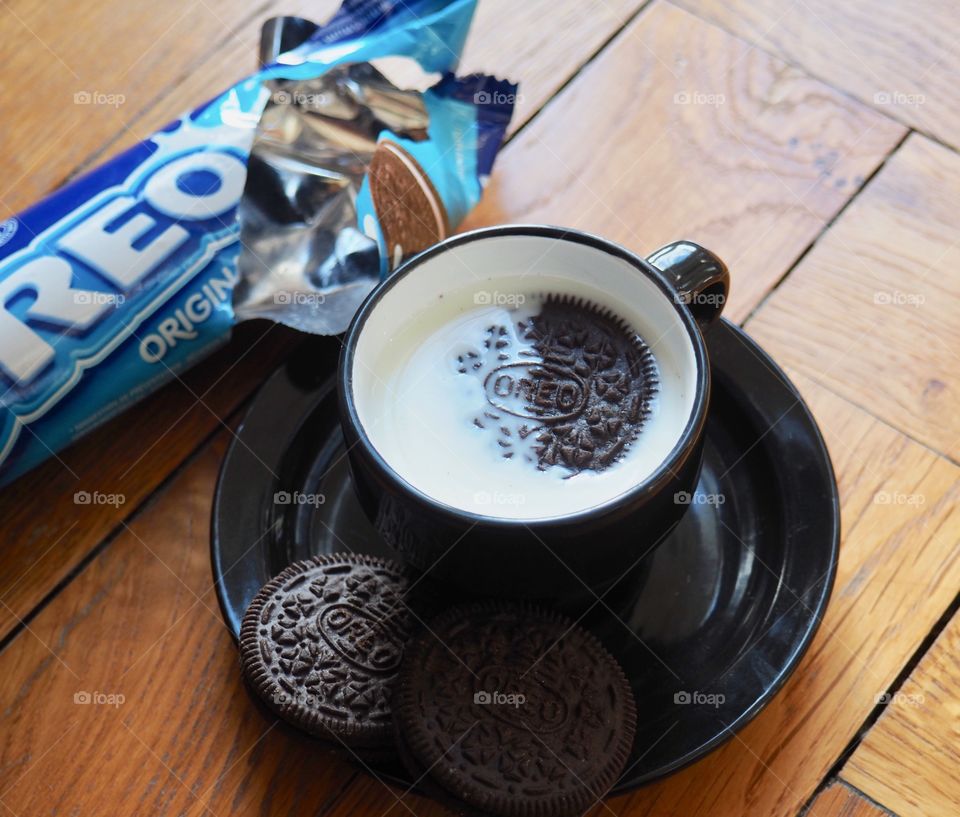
[0,0,287,216]
[0,322,301,644]
[806,782,892,817]
[325,368,960,817]
[747,134,960,462]
[0,0,644,217]
[461,0,647,131]
[842,608,960,817]
[0,0,957,814]
[674,0,960,149]
[318,776,453,817]
[142,0,646,157]
[460,1,906,323]
[0,433,360,816]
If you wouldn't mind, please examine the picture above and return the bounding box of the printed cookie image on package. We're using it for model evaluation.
[367,140,450,270]
[0,0,516,485]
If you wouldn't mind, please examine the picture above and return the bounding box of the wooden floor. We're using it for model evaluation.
[1,1,958,815]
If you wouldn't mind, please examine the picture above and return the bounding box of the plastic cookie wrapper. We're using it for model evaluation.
[0,0,516,485]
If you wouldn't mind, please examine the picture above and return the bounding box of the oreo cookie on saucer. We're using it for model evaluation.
[239,553,423,752]
[240,560,636,813]
[393,601,637,817]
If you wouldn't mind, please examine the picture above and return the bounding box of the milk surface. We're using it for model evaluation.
[354,287,693,520]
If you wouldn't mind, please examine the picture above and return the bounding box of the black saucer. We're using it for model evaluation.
[211,319,839,790]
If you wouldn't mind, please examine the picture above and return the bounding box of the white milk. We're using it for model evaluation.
[352,280,696,520]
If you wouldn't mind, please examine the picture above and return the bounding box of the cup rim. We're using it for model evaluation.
[338,224,711,527]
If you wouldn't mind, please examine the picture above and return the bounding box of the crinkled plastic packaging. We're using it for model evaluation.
[0,0,515,484]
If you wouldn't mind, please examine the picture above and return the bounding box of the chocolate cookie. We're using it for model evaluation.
[240,553,419,750]
[368,140,448,269]
[460,295,659,473]
[394,602,636,817]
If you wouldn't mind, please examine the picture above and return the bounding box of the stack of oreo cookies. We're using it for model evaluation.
[240,554,636,816]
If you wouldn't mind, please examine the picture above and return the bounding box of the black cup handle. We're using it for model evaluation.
[646,241,730,328]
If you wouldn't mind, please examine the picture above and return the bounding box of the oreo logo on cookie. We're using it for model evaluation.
[483,362,588,421]
[317,603,404,674]
[239,553,428,752]
[475,663,570,733]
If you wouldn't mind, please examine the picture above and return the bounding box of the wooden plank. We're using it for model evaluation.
[842,609,960,817]
[461,1,906,323]
[312,778,452,817]
[0,322,303,644]
[115,0,648,165]
[747,134,960,462]
[325,369,960,817]
[0,0,287,216]
[674,0,960,149]
[1,0,645,217]
[806,783,892,817]
[0,433,358,815]
[462,0,646,131]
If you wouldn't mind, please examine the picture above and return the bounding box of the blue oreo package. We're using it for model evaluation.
[0,0,515,485]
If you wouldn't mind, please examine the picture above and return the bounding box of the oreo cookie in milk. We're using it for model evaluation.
[0,0,515,486]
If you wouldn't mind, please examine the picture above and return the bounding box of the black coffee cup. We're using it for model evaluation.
[338,226,729,601]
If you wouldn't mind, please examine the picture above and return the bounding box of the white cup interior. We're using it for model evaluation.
[350,232,699,520]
